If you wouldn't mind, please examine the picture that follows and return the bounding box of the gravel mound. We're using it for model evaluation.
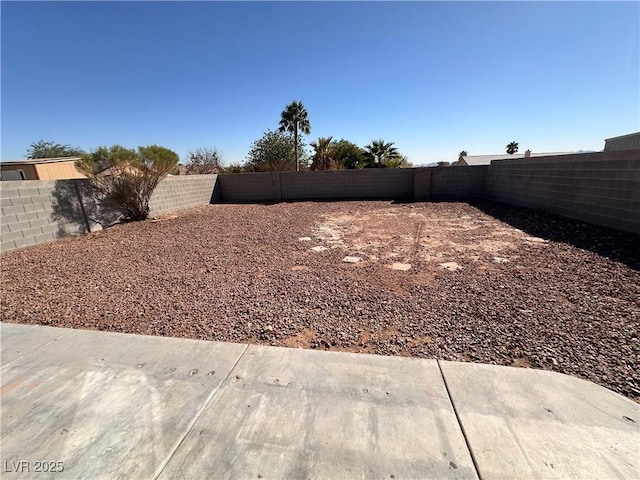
[2,200,638,400]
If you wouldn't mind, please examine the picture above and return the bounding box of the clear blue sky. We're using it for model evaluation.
[2,1,639,165]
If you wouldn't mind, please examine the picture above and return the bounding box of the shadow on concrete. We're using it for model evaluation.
[51,180,122,236]
[470,199,640,271]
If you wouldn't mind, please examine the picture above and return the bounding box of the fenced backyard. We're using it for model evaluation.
[1,199,638,399]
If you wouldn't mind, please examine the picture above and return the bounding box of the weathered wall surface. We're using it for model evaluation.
[1,175,218,253]
[485,150,640,235]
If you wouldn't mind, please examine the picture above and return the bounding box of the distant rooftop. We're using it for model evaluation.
[455,152,575,166]
[0,157,81,166]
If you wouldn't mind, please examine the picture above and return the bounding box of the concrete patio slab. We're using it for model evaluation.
[1,323,72,366]
[439,360,640,479]
[159,346,476,479]
[1,323,246,479]
[1,323,638,479]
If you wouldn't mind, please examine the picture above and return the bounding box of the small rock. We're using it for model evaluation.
[388,263,411,271]
[439,262,462,271]
[298,237,312,241]
[525,236,548,243]
[310,246,328,252]
[342,256,362,263]
[493,257,509,263]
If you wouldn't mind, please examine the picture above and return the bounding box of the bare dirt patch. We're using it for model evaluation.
[1,200,638,400]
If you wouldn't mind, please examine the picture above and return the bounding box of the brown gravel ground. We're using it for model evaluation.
[1,200,639,400]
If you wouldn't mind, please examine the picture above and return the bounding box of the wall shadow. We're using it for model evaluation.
[51,180,122,237]
[470,199,640,271]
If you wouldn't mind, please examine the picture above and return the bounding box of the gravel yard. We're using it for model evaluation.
[2,200,639,400]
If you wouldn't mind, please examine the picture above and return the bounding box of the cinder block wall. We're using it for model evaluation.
[0,180,96,251]
[430,166,488,200]
[218,172,282,203]
[1,175,218,253]
[281,169,414,201]
[485,150,640,234]
[149,174,219,217]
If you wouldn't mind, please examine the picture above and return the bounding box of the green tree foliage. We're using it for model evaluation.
[224,163,244,174]
[184,147,223,174]
[437,161,451,167]
[310,136,337,171]
[363,139,404,168]
[245,130,309,172]
[76,144,179,221]
[332,139,366,169]
[27,140,85,159]
[458,150,468,157]
[506,141,519,155]
[278,101,311,172]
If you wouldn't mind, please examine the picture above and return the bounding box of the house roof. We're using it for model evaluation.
[455,152,575,166]
[0,157,81,166]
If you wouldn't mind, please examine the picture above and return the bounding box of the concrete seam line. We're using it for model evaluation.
[436,360,483,480]
[152,343,250,480]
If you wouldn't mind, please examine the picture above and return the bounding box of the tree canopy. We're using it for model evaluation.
[506,141,519,155]
[310,137,337,171]
[278,101,311,172]
[184,147,223,174]
[363,139,403,168]
[27,140,85,159]
[245,130,309,172]
[332,139,366,169]
[76,144,179,220]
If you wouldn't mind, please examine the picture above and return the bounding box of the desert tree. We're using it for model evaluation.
[278,101,311,172]
[506,141,519,155]
[184,147,224,174]
[310,136,337,171]
[27,140,85,159]
[333,139,366,169]
[245,130,308,172]
[363,139,402,168]
[458,150,468,157]
[76,144,179,221]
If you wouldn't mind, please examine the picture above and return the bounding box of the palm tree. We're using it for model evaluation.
[458,150,468,157]
[363,139,400,168]
[279,101,311,171]
[310,136,336,171]
[506,141,519,155]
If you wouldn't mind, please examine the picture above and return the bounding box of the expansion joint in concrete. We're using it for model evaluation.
[152,343,250,479]
[437,360,482,480]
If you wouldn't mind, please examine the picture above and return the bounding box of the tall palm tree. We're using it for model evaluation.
[506,141,519,155]
[363,139,400,168]
[310,136,336,171]
[279,101,311,171]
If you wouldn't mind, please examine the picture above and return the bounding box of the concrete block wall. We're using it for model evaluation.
[218,172,282,203]
[0,180,87,252]
[485,150,640,234]
[1,175,219,253]
[280,169,414,201]
[149,174,219,217]
[430,166,488,200]
[413,168,431,201]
